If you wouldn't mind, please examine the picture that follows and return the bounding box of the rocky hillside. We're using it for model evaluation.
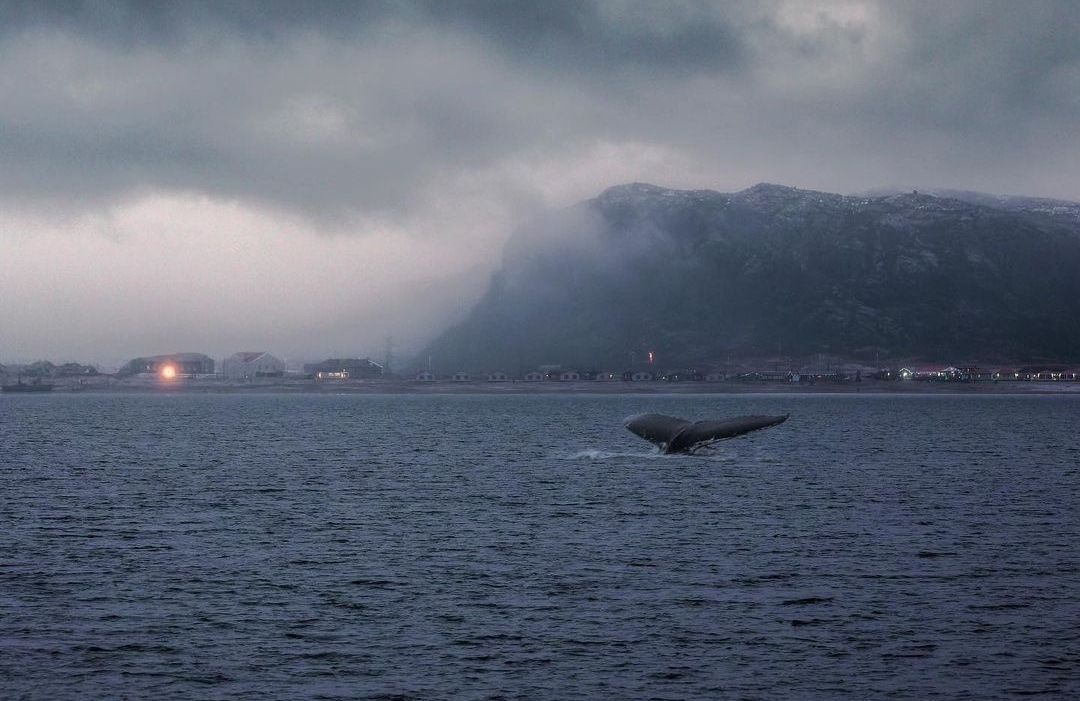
[421,183,1080,372]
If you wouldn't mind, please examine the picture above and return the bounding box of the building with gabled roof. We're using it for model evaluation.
[223,351,285,380]
[119,353,215,376]
[303,358,383,379]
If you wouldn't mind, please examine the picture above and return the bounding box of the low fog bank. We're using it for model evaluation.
[0,192,499,369]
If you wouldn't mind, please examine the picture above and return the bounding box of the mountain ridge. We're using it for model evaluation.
[419,183,1080,373]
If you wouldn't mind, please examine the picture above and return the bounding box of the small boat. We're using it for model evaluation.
[2,377,56,393]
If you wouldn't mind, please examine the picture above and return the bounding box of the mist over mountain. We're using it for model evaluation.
[420,183,1080,373]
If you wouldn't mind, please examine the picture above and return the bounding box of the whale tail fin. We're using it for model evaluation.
[625,413,788,454]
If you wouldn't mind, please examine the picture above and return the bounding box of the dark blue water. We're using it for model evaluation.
[2,393,1078,700]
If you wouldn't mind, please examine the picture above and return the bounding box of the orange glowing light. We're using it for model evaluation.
[161,365,177,380]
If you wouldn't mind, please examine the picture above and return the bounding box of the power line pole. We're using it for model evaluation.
[383,336,393,378]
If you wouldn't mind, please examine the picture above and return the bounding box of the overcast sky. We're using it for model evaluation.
[2,0,1078,367]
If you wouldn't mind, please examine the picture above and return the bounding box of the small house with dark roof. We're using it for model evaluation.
[119,353,215,377]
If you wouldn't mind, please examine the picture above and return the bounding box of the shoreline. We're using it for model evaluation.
[10,377,1080,395]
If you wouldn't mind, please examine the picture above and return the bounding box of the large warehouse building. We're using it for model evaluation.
[118,353,216,377]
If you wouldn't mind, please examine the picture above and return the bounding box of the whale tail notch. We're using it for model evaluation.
[624,413,789,454]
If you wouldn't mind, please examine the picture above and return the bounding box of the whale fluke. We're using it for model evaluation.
[624,413,789,454]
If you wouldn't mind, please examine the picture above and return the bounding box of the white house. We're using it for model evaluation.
[487,371,509,382]
[595,372,619,381]
[559,371,581,381]
[223,351,285,380]
[631,371,653,381]
[523,371,544,382]
[415,371,436,381]
[451,371,471,382]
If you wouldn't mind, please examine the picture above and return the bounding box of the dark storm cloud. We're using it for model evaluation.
[790,1,1080,198]
[0,0,748,72]
[0,0,1077,221]
[0,0,755,218]
[868,2,1080,128]
[0,0,392,46]
[419,0,749,78]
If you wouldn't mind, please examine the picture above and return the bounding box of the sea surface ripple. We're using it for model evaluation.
[2,392,1078,700]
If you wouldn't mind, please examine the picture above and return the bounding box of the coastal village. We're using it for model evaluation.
[3,350,1080,392]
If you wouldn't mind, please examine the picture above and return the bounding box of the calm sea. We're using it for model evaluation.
[1,392,1078,700]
